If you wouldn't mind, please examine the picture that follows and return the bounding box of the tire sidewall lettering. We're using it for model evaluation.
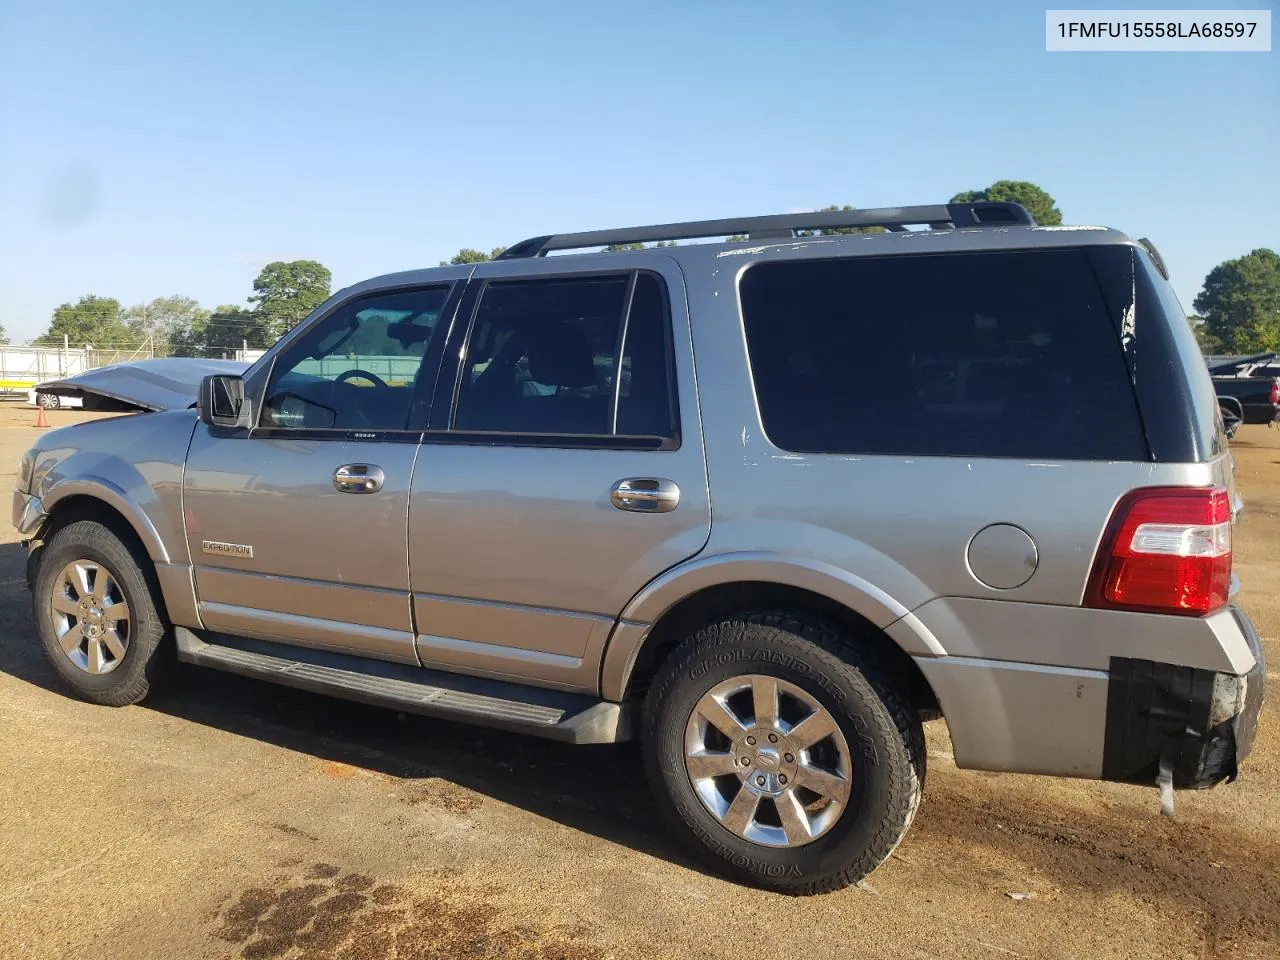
[675,802,804,878]
[688,646,845,704]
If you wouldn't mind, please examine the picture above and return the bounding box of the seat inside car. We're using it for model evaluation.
[461,320,608,435]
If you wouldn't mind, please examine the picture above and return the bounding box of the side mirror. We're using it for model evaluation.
[199,375,252,429]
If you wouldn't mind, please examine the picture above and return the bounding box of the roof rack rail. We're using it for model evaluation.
[495,202,1034,260]
[1137,237,1170,280]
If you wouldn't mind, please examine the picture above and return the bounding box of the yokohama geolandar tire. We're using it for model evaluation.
[32,519,171,707]
[643,612,925,894]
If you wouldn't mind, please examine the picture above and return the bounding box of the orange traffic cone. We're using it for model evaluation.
[33,403,50,428]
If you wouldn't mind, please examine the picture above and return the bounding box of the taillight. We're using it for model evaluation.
[1270,380,1279,405]
[1086,486,1231,617]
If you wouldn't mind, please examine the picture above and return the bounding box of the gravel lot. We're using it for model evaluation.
[1,400,1276,960]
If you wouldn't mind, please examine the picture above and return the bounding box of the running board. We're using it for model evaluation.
[173,628,630,744]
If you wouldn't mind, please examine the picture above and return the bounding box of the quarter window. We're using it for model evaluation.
[739,250,1148,461]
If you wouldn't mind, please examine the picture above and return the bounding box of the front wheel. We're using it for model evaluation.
[32,519,171,706]
[643,613,924,894]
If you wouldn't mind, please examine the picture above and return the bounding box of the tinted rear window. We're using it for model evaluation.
[739,249,1149,461]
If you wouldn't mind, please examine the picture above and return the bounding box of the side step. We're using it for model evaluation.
[174,629,630,744]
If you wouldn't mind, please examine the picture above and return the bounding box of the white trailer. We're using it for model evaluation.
[2,340,156,398]
[0,345,91,395]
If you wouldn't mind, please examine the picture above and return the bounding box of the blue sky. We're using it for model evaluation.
[1,0,1276,342]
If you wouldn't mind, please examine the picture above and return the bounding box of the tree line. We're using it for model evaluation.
[13,181,1279,357]
[23,260,332,358]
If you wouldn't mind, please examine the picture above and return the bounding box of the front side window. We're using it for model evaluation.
[740,249,1148,460]
[452,272,677,442]
[260,286,450,430]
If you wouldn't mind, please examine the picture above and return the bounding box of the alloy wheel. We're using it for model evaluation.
[684,674,853,847]
[50,559,132,675]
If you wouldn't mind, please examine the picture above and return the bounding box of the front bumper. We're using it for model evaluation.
[12,490,47,538]
[1102,606,1266,789]
[12,491,48,593]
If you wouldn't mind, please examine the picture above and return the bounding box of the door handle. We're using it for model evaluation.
[611,478,680,513]
[333,464,385,494]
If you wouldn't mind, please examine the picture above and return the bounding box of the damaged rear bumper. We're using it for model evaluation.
[1102,606,1266,789]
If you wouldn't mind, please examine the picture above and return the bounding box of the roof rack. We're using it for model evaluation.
[1136,237,1170,280]
[495,202,1035,259]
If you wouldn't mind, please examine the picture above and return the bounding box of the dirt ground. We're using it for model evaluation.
[0,399,1276,960]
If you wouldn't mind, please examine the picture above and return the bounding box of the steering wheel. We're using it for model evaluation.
[334,369,389,389]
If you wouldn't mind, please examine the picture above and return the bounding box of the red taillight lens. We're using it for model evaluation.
[1269,380,1279,405]
[1086,486,1231,616]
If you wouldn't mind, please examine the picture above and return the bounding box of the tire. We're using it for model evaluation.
[39,393,60,410]
[32,519,171,706]
[642,612,924,894]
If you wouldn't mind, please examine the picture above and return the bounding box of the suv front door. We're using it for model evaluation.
[182,279,462,664]
[407,256,710,692]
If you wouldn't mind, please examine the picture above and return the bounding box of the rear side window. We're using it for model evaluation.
[452,272,678,444]
[739,249,1149,461]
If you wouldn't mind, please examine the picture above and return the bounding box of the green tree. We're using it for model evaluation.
[123,295,209,356]
[249,260,332,342]
[440,246,507,266]
[1185,313,1222,353]
[0,321,8,345]
[171,305,262,357]
[950,180,1063,225]
[603,240,678,251]
[34,295,135,348]
[1193,249,1280,354]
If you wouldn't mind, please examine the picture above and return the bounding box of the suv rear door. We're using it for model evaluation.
[405,254,709,692]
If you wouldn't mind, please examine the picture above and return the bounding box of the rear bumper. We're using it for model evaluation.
[1242,404,1280,425]
[914,604,1265,785]
[1102,607,1265,788]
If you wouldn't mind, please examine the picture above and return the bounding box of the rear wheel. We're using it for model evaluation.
[643,612,924,894]
[39,393,60,410]
[32,520,171,706]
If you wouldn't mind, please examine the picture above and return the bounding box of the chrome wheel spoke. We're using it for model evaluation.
[685,751,740,780]
[101,628,126,661]
[86,638,106,674]
[102,601,130,623]
[57,623,84,654]
[697,696,747,739]
[795,761,851,804]
[752,676,778,728]
[63,562,91,598]
[721,786,760,837]
[776,789,813,845]
[51,593,80,617]
[789,708,838,750]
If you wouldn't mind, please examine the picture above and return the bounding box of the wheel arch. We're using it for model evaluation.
[601,555,944,713]
[41,481,170,565]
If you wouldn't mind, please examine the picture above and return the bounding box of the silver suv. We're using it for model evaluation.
[12,202,1266,893]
